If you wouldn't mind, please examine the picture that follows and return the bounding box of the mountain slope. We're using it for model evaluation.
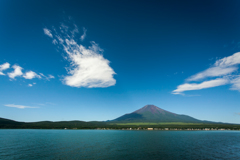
[112,105,201,123]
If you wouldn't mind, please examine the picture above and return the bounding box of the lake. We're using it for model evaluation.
[0,130,240,160]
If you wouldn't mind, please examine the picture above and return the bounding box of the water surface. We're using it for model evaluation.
[0,130,240,160]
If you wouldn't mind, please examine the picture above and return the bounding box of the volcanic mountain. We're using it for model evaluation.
[112,105,201,123]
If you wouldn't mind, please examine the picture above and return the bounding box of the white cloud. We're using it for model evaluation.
[48,75,55,79]
[8,65,23,79]
[0,63,54,84]
[172,78,229,94]
[187,66,237,81]
[80,27,87,41]
[23,71,41,79]
[28,83,36,87]
[173,52,240,95]
[43,28,53,38]
[187,52,240,82]
[0,62,10,75]
[5,104,38,109]
[43,23,116,88]
[230,76,240,91]
[215,52,240,67]
[63,41,116,88]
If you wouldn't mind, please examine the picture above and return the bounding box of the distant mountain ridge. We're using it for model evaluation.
[1,105,240,129]
[112,105,201,123]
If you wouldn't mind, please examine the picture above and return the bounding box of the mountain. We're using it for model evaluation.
[112,105,201,123]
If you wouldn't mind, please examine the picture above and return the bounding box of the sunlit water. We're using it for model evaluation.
[0,130,240,160]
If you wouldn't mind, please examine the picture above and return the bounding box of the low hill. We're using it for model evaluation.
[0,117,109,129]
[0,117,24,128]
[0,117,18,123]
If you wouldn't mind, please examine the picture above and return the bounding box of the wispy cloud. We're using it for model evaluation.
[0,62,10,75]
[5,104,38,109]
[39,73,55,80]
[173,52,240,95]
[80,27,87,41]
[172,78,229,95]
[48,75,55,79]
[43,22,116,88]
[33,102,55,106]
[43,28,53,38]
[187,66,237,82]
[230,76,240,91]
[8,65,23,79]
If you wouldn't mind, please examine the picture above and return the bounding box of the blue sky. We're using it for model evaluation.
[0,0,240,123]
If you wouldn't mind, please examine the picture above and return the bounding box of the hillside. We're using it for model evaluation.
[0,117,109,129]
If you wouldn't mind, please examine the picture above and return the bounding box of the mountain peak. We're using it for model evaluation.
[133,105,168,114]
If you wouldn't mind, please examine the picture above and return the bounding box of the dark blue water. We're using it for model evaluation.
[0,130,240,160]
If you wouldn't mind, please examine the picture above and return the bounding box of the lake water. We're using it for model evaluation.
[0,130,240,160]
